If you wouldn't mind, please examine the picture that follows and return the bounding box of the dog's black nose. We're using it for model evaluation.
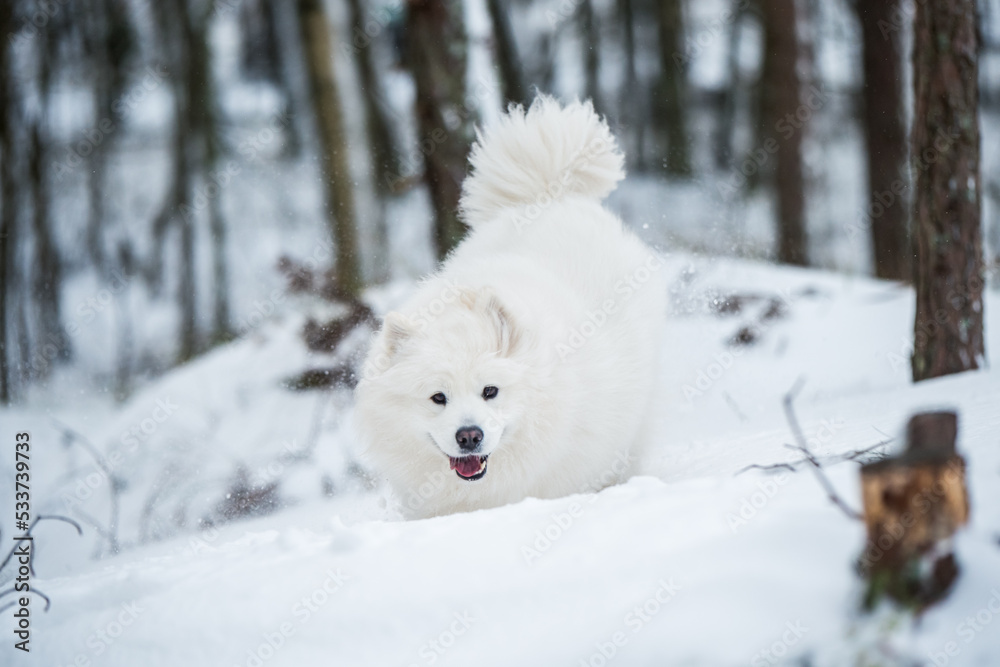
[455,426,484,452]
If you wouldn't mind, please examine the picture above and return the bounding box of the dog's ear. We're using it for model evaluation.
[381,311,414,357]
[481,292,522,357]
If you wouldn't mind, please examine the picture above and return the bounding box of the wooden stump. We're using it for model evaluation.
[858,411,970,609]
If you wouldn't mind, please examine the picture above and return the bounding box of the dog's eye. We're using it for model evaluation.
[482,385,499,400]
[430,392,447,405]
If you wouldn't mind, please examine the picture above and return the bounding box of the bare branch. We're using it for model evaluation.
[50,418,121,553]
[0,585,51,612]
[735,462,797,475]
[782,378,863,521]
[0,514,84,574]
[722,391,749,423]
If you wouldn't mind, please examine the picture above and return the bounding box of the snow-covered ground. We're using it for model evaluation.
[3,254,999,666]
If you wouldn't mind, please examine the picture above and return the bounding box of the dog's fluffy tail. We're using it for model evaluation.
[459,96,625,228]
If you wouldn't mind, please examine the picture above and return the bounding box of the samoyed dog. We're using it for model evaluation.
[355,96,666,518]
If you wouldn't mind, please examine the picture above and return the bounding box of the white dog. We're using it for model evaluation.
[354,96,666,518]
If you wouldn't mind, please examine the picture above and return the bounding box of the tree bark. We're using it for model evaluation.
[860,411,968,609]
[655,0,692,176]
[910,0,985,382]
[485,0,527,107]
[297,0,363,295]
[405,0,474,260]
[856,0,910,281]
[760,0,808,266]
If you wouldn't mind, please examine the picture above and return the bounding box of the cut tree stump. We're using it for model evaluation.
[858,411,970,610]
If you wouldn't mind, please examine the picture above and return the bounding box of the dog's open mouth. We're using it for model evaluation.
[449,455,488,481]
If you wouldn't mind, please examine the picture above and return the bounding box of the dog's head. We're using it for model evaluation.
[357,287,535,482]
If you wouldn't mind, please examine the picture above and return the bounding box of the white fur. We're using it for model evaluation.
[355,96,666,518]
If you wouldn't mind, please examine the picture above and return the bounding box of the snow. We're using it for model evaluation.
[3,255,1000,666]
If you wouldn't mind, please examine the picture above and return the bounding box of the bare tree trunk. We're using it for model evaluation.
[177,208,197,362]
[486,0,527,107]
[911,0,985,382]
[617,0,645,170]
[267,0,311,160]
[189,4,231,345]
[29,121,68,371]
[760,0,808,266]
[297,0,363,295]
[856,0,910,281]
[240,0,282,82]
[578,0,602,115]
[714,0,746,169]
[0,0,14,403]
[177,0,202,362]
[347,0,401,193]
[86,0,133,272]
[149,0,201,361]
[208,195,231,343]
[405,0,474,260]
[655,0,692,176]
[345,0,397,283]
[148,0,187,293]
[113,242,134,401]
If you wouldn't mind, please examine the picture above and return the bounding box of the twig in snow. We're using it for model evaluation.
[840,438,893,462]
[0,515,83,576]
[722,391,749,423]
[736,437,892,477]
[0,585,51,613]
[0,514,80,613]
[51,418,121,554]
[782,378,863,522]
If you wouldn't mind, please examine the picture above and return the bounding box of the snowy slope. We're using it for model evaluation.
[3,255,1000,667]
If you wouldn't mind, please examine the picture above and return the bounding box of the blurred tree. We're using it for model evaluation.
[911,0,985,381]
[29,119,68,372]
[240,0,282,82]
[486,0,527,107]
[855,0,910,281]
[0,0,14,403]
[405,0,474,260]
[760,0,808,266]
[713,0,749,169]
[261,0,312,159]
[85,0,135,272]
[654,0,692,176]
[297,0,363,295]
[174,0,201,362]
[346,0,400,283]
[347,0,402,193]
[150,0,232,361]
[617,0,646,170]
[578,0,602,115]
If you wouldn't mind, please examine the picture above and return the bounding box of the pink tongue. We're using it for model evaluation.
[450,456,484,477]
